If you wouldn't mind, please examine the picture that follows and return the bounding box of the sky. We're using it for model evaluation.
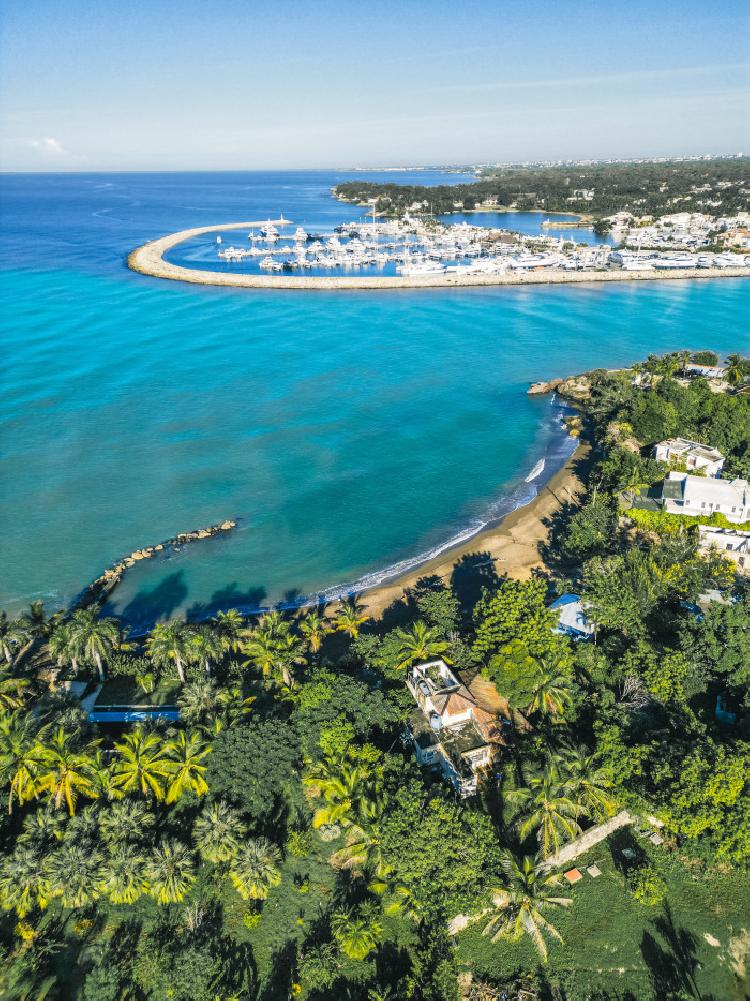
[1,0,748,170]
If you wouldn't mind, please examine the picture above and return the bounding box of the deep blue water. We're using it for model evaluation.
[1,171,748,626]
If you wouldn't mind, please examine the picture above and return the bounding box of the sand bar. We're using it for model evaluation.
[128,223,750,290]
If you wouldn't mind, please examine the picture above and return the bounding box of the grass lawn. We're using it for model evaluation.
[94,675,181,707]
[457,832,750,1000]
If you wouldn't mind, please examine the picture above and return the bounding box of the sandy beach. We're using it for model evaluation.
[127,223,750,291]
[358,438,591,619]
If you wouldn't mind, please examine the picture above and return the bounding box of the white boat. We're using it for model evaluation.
[652,257,696,270]
[621,260,654,271]
[397,261,445,277]
[293,226,308,242]
[259,256,282,271]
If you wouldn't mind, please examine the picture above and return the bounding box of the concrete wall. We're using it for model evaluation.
[539,810,636,871]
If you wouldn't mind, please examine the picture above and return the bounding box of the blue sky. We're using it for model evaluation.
[1,0,748,170]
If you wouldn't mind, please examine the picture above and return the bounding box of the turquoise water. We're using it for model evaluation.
[1,173,748,626]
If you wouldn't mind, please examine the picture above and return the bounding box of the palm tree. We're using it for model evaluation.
[147,620,193,683]
[177,679,254,732]
[193,799,246,863]
[214,609,245,653]
[305,747,383,831]
[725,353,747,386]
[334,597,368,639]
[331,905,383,961]
[527,667,574,720]
[87,748,120,803]
[560,745,617,822]
[49,843,103,909]
[98,800,155,846]
[68,608,120,682]
[17,807,65,849]
[0,713,46,812]
[482,853,571,962]
[110,726,171,800]
[36,727,98,816]
[392,619,450,670]
[145,839,196,905]
[507,766,582,859]
[298,609,330,657]
[99,844,147,904]
[17,601,54,641]
[49,620,77,671]
[228,837,282,901]
[0,669,30,713]
[164,730,211,804]
[190,625,224,677]
[0,845,52,917]
[242,628,303,687]
[0,613,27,665]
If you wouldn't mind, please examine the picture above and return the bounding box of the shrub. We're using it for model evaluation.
[630,866,667,906]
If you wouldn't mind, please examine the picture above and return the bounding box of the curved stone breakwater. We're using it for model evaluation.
[127,222,750,290]
[74,520,236,610]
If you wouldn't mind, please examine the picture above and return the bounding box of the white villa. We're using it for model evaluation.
[661,472,750,523]
[549,593,595,640]
[698,525,750,575]
[405,660,507,798]
[684,363,728,380]
[653,438,725,478]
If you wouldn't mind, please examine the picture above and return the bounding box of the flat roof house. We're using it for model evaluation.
[549,593,595,640]
[662,472,750,524]
[698,525,750,575]
[405,660,507,798]
[653,438,725,478]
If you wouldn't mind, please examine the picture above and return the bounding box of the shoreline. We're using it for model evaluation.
[357,437,590,620]
[127,223,750,290]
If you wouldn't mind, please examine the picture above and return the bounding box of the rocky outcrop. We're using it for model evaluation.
[557,374,592,402]
[527,378,562,396]
[75,520,237,610]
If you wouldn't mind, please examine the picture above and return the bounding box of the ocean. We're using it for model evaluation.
[1,171,748,626]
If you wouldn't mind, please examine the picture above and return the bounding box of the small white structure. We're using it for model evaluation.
[662,472,750,523]
[698,525,750,574]
[684,363,727,380]
[405,660,506,797]
[549,593,595,640]
[653,438,725,478]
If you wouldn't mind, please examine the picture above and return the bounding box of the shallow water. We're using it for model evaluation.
[1,172,748,625]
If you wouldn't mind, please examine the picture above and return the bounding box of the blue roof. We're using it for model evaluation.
[549,593,581,609]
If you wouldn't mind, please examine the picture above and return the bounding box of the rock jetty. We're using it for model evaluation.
[75,520,237,610]
[528,373,592,402]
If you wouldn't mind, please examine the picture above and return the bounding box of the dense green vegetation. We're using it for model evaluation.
[334,157,750,220]
[0,352,748,999]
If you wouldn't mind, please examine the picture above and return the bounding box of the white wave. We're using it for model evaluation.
[525,458,545,482]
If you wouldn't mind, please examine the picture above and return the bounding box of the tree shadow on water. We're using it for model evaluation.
[186,582,268,620]
[640,902,716,1001]
[104,571,188,629]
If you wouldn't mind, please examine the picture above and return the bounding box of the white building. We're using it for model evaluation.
[405,660,506,797]
[662,472,750,523]
[698,526,750,574]
[684,363,728,380]
[549,593,595,640]
[653,438,725,478]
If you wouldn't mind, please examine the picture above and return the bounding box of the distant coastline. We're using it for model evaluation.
[127,222,750,290]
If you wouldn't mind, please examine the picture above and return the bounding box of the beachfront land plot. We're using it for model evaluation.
[456,842,750,999]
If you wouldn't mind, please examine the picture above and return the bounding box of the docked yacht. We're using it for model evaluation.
[259,256,282,271]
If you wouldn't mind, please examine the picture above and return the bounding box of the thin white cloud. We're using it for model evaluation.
[27,136,70,156]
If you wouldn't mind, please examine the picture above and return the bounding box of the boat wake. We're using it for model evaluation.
[525,458,545,482]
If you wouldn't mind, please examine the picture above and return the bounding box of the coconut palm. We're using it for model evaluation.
[110,726,171,801]
[482,853,571,962]
[527,667,574,720]
[725,353,747,386]
[49,843,103,909]
[0,845,52,917]
[99,799,155,846]
[305,746,383,831]
[49,620,78,671]
[61,804,100,846]
[392,619,450,671]
[17,807,65,849]
[147,620,194,683]
[177,679,254,733]
[0,669,30,713]
[242,628,303,687]
[17,601,55,640]
[145,839,196,905]
[228,837,282,901]
[213,609,245,653]
[560,745,617,822]
[99,844,147,904]
[193,799,246,863]
[331,818,387,880]
[331,904,383,961]
[190,625,224,677]
[36,728,98,816]
[67,608,120,682]
[0,712,46,812]
[163,730,211,804]
[507,766,582,859]
[0,613,27,666]
[87,748,120,803]
[334,597,368,639]
[298,609,330,656]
